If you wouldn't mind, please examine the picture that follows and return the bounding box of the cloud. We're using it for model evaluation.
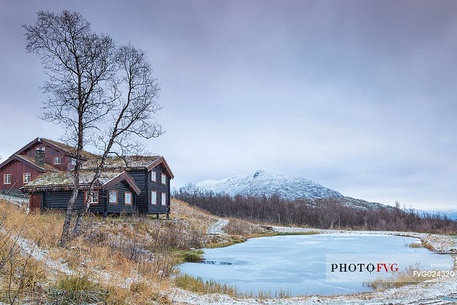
[1,0,456,210]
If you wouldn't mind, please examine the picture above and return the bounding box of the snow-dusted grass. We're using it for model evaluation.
[365,265,432,290]
[174,273,292,299]
[0,200,48,303]
[0,198,207,304]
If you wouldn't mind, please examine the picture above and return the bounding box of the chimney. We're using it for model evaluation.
[35,149,45,166]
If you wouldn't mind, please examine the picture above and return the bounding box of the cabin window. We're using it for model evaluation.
[85,191,99,205]
[54,157,62,164]
[151,171,156,182]
[3,174,11,185]
[151,190,157,205]
[161,173,167,185]
[109,190,118,204]
[23,173,31,183]
[125,192,132,205]
[161,193,167,206]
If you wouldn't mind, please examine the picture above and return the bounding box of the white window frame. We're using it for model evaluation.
[85,191,99,205]
[161,193,167,206]
[151,190,157,205]
[23,173,31,183]
[3,174,11,185]
[108,190,118,205]
[151,171,156,182]
[54,157,62,164]
[125,192,132,206]
[161,173,167,185]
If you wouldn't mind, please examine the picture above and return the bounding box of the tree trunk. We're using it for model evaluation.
[72,183,97,237]
[59,163,81,247]
[59,185,79,246]
[72,211,84,237]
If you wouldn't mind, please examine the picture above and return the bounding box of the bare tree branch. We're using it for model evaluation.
[24,10,163,245]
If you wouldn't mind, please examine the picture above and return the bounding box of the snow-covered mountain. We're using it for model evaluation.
[196,170,343,200]
[423,210,457,220]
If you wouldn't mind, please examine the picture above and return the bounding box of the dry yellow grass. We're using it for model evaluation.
[0,199,48,303]
[366,265,435,290]
[170,198,218,231]
[0,196,226,304]
[224,217,268,236]
[0,198,63,248]
[0,196,263,303]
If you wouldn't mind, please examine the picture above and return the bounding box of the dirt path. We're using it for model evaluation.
[206,218,229,235]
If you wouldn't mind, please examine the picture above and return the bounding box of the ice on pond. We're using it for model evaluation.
[178,234,453,296]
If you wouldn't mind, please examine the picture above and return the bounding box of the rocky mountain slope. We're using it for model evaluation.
[196,170,343,200]
[194,170,392,211]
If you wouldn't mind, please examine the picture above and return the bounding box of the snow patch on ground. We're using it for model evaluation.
[14,235,74,276]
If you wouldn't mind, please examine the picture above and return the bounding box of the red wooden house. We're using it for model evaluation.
[0,137,94,192]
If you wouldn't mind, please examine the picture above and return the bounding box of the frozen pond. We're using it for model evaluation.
[179,234,454,296]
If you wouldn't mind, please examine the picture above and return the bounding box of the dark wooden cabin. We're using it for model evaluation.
[83,156,174,217]
[22,155,174,218]
[24,171,141,216]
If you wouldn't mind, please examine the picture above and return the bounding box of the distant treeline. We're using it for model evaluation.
[174,190,457,233]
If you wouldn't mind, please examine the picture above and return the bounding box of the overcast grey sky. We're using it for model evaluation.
[1,0,456,210]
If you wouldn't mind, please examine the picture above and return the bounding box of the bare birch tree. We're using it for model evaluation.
[24,10,163,246]
[72,44,163,234]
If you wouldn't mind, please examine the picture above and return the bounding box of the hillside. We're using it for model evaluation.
[0,195,273,304]
[0,197,220,304]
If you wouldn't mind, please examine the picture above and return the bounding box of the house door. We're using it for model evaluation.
[29,193,43,211]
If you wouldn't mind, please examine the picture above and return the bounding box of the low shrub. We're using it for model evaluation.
[408,242,422,248]
[180,249,204,262]
[224,218,266,236]
[47,274,108,305]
